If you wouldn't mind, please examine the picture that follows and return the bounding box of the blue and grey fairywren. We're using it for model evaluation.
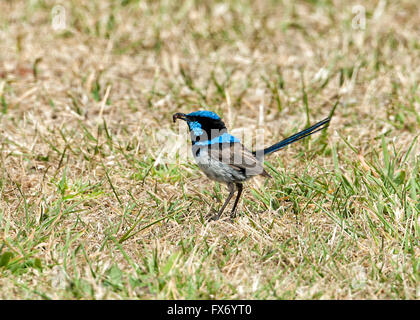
[173,111,330,220]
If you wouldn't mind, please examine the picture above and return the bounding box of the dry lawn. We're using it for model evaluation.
[0,0,419,299]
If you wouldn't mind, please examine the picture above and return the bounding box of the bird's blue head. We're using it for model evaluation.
[173,110,227,143]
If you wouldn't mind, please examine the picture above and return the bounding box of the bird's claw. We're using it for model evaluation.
[209,214,220,221]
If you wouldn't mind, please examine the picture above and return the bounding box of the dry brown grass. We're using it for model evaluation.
[0,0,418,299]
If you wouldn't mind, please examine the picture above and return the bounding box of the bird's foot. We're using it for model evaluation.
[206,209,221,221]
[209,214,220,221]
[229,210,238,222]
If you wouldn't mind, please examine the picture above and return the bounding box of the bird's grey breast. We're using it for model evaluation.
[192,147,247,183]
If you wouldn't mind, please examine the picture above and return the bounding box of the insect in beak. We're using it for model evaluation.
[173,113,187,123]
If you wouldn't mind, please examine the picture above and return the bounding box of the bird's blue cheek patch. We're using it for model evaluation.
[188,121,204,136]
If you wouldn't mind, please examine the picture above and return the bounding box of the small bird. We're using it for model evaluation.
[173,111,330,221]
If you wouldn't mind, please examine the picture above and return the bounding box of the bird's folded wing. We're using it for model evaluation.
[209,142,270,177]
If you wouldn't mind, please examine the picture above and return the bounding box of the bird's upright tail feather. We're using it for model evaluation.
[254,117,330,156]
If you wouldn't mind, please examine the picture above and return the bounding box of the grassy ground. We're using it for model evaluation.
[0,0,419,299]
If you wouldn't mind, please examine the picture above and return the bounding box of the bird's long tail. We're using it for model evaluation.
[254,117,330,156]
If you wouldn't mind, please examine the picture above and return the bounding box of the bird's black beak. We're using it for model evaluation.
[173,113,187,123]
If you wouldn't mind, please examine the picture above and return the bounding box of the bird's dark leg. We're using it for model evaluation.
[230,183,243,219]
[211,183,235,221]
